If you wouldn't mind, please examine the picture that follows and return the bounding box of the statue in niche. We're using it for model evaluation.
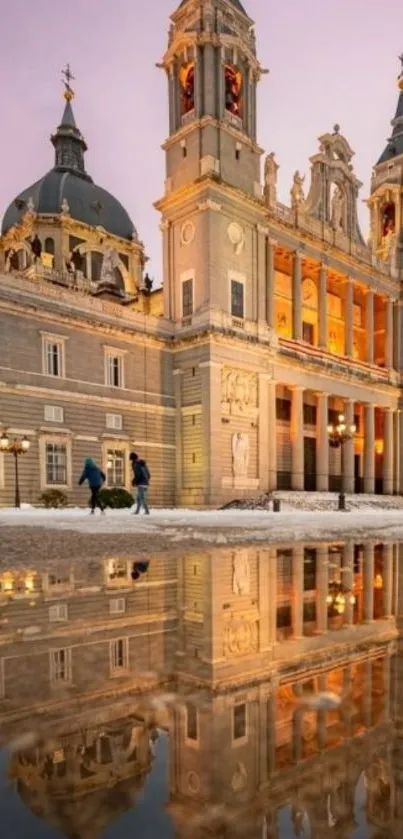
[290,171,305,211]
[100,246,119,283]
[232,432,249,478]
[30,234,42,263]
[224,65,243,117]
[232,550,250,595]
[381,201,395,254]
[179,62,195,115]
[331,185,344,230]
[264,152,279,207]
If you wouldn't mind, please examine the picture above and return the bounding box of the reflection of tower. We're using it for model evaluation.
[156,0,268,323]
[368,57,403,272]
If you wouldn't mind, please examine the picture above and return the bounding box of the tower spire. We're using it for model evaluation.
[376,55,403,164]
[51,67,91,181]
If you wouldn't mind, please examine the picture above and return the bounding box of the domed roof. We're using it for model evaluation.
[1,95,137,242]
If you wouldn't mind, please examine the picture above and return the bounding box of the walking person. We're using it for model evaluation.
[129,452,150,514]
[78,457,106,514]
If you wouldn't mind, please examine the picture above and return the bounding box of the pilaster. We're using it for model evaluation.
[292,251,302,340]
[291,386,304,490]
[344,278,353,357]
[344,399,355,494]
[365,290,374,364]
[364,403,375,494]
[316,392,329,491]
[318,264,327,348]
[200,361,223,505]
[383,408,394,495]
[173,369,184,503]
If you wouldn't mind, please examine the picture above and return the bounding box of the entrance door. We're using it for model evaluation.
[354,454,362,494]
[304,437,316,491]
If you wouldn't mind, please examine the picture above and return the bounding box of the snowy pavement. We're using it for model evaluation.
[1,506,403,546]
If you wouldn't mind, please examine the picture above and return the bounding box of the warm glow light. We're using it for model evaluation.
[327,425,334,434]
[25,575,34,592]
[0,433,9,451]
[326,594,333,604]
[374,574,383,590]
[21,436,30,452]
[351,424,357,434]
[374,440,384,455]
[3,574,13,592]
[338,414,345,423]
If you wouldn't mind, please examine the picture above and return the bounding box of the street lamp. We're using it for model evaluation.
[327,413,356,511]
[0,432,30,508]
[326,581,356,614]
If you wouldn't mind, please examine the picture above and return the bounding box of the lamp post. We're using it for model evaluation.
[327,413,356,511]
[0,432,30,508]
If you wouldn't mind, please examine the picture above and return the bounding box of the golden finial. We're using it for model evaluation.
[398,53,403,90]
[61,63,75,102]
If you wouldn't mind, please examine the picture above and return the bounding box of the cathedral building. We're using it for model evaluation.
[0,0,403,507]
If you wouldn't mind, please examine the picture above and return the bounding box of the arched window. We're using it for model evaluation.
[44,237,55,255]
[224,65,243,118]
[179,62,195,116]
[381,202,395,238]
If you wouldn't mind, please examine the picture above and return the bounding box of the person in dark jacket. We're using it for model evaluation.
[129,452,150,514]
[78,457,106,514]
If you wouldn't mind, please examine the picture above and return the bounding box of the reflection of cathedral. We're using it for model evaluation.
[1,541,403,836]
[1,0,403,507]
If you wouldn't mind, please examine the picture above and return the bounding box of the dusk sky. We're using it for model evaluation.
[1,0,403,280]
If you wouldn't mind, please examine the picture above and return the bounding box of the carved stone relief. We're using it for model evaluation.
[227,221,245,255]
[232,432,249,478]
[180,220,195,246]
[232,550,250,595]
[223,619,258,657]
[221,368,257,416]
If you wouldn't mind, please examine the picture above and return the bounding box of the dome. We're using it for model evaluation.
[1,96,137,242]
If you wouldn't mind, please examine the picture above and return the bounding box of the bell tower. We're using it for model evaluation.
[155,0,268,323]
[368,57,403,274]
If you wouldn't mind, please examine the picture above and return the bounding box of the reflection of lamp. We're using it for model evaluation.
[327,414,357,510]
[326,581,356,614]
[374,574,383,589]
[374,439,384,455]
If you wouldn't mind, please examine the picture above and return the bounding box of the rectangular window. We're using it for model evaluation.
[107,449,125,487]
[50,648,71,683]
[109,597,126,615]
[186,703,198,741]
[276,398,291,422]
[303,404,317,426]
[46,443,67,486]
[182,278,194,318]
[110,638,128,672]
[44,405,64,423]
[48,573,70,588]
[49,604,68,622]
[231,279,244,319]
[105,353,124,388]
[43,339,64,377]
[106,413,123,431]
[302,321,314,345]
[303,548,317,590]
[107,559,128,581]
[233,703,247,740]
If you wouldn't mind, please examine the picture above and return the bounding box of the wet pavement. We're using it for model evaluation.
[0,539,401,838]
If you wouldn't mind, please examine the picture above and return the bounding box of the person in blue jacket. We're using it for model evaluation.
[79,457,106,514]
[129,452,150,514]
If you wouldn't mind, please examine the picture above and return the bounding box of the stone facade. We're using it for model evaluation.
[1,0,403,507]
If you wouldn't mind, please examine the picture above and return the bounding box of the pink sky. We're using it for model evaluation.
[1,0,402,280]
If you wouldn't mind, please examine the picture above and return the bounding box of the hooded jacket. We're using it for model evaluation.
[79,458,106,490]
[132,459,150,487]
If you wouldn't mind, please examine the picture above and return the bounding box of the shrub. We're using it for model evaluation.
[99,487,134,509]
[39,489,68,509]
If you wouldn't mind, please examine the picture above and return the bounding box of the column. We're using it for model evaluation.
[200,361,222,505]
[385,298,394,369]
[344,399,355,494]
[363,542,374,622]
[383,543,394,618]
[317,674,327,749]
[316,392,329,491]
[266,237,276,328]
[364,404,375,493]
[394,410,400,494]
[363,659,372,728]
[292,251,302,340]
[344,278,353,357]
[258,373,270,492]
[257,226,267,323]
[268,381,277,491]
[173,370,183,504]
[393,300,401,371]
[293,684,303,763]
[318,264,327,348]
[316,547,328,634]
[292,546,304,638]
[343,542,354,626]
[258,688,268,787]
[383,408,394,495]
[384,652,391,721]
[267,694,276,775]
[365,290,374,364]
[291,386,304,490]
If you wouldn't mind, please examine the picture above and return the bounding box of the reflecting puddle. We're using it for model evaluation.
[0,541,401,837]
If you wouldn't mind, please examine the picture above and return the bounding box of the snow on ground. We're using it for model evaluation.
[1,504,403,545]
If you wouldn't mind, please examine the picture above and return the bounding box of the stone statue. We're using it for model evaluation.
[331,185,344,230]
[100,247,119,283]
[264,152,278,207]
[290,171,305,211]
[232,432,249,478]
[60,197,70,215]
[26,196,35,213]
[232,550,250,595]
